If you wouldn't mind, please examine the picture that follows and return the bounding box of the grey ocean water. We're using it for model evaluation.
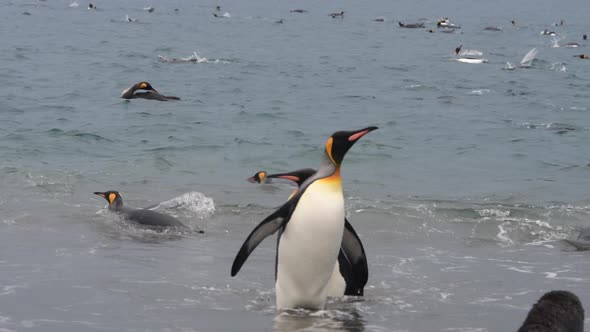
[1,0,590,330]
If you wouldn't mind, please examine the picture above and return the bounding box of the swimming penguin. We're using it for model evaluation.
[454,45,483,56]
[437,18,460,29]
[88,3,95,9]
[94,191,190,230]
[212,6,230,18]
[517,290,584,332]
[574,54,589,59]
[584,34,587,41]
[290,9,308,13]
[231,126,377,310]
[398,21,425,28]
[125,14,137,22]
[483,26,502,31]
[248,168,369,296]
[120,82,180,101]
[565,227,590,249]
[329,11,344,18]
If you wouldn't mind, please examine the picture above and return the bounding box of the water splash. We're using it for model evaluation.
[158,52,229,64]
[151,191,215,219]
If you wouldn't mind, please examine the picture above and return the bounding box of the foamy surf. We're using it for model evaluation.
[151,191,215,219]
[158,52,230,64]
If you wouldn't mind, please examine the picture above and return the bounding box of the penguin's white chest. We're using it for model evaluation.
[275,177,345,309]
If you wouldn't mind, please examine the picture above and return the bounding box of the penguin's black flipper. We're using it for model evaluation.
[339,218,368,296]
[231,198,299,277]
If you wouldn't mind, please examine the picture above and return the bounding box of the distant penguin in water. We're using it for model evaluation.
[566,226,590,249]
[94,191,191,231]
[517,290,584,332]
[455,45,483,56]
[290,9,308,13]
[87,3,95,9]
[120,82,180,101]
[575,54,589,59]
[231,126,377,310]
[540,29,557,36]
[511,20,516,25]
[583,34,587,41]
[212,6,230,18]
[437,18,460,29]
[248,168,369,297]
[483,26,502,31]
[399,21,425,28]
[329,11,344,18]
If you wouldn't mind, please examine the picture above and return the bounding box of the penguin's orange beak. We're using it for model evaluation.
[348,126,378,142]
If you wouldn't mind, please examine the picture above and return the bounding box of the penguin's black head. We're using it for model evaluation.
[247,171,267,184]
[267,168,316,186]
[136,82,156,92]
[455,45,462,54]
[94,191,123,207]
[325,126,377,166]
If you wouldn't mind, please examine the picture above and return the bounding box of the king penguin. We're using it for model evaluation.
[248,168,369,296]
[94,191,190,230]
[231,126,377,310]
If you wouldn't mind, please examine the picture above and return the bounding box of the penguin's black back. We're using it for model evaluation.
[122,208,188,229]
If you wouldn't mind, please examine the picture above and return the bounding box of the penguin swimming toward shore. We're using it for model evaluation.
[398,21,425,28]
[232,127,377,310]
[120,82,180,101]
[248,168,369,296]
[94,191,190,230]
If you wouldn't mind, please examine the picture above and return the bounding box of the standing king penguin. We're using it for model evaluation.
[247,168,369,296]
[231,126,377,310]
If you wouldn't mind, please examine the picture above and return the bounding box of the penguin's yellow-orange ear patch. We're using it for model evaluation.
[139,82,147,89]
[325,137,335,164]
[108,193,117,204]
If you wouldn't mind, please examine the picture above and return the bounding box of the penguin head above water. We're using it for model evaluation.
[247,171,267,183]
[135,81,157,92]
[94,191,123,209]
[325,126,378,166]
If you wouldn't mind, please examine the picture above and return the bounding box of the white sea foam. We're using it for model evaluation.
[469,89,491,95]
[151,191,215,219]
[477,208,509,218]
[158,52,229,64]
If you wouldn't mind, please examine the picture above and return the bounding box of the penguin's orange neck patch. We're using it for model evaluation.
[319,167,341,185]
[108,193,117,204]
